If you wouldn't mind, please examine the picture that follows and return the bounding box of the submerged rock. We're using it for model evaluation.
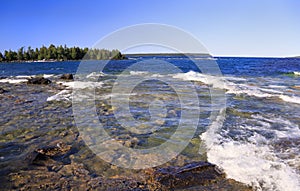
[35,142,71,157]
[60,73,73,80]
[27,77,51,85]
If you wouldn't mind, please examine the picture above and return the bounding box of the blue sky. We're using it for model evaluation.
[1,0,299,57]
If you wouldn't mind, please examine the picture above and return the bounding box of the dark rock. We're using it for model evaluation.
[148,162,224,190]
[0,87,8,94]
[27,77,51,85]
[60,73,73,80]
[147,161,251,191]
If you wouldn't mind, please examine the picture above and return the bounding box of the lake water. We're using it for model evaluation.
[1,56,300,190]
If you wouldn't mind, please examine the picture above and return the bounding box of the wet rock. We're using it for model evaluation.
[27,77,51,85]
[60,73,74,80]
[7,162,149,191]
[58,163,89,177]
[147,161,251,191]
[0,87,8,93]
[34,142,72,158]
[148,161,223,190]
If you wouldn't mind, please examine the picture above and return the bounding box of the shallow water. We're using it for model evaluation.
[1,56,300,190]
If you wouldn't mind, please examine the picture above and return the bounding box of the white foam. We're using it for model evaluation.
[268,85,286,89]
[56,81,103,89]
[279,95,300,104]
[48,80,103,101]
[259,87,282,94]
[16,75,32,78]
[43,74,54,78]
[200,112,300,191]
[129,71,149,75]
[205,140,300,191]
[86,72,106,78]
[47,90,72,101]
[294,72,300,76]
[0,78,28,84]
[173,71,226,89]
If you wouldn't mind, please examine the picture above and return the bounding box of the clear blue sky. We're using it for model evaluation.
[1,0,299,57]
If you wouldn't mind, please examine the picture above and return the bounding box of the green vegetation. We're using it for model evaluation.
[0,44,126,62]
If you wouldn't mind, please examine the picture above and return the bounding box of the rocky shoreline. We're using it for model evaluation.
[0,76,252,190]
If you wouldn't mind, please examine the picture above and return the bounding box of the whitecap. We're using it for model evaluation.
[172,71,300,104]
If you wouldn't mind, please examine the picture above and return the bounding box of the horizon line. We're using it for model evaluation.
[124,52,300,58]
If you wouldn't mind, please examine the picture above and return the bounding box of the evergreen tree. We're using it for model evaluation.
[17,47,24,61]
[0,52,4,62]
[0,45,126,62]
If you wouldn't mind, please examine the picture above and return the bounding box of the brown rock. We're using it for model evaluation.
[147,161,251,191]
[60,73,74,80]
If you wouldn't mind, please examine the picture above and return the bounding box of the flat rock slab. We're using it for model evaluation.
[148,161,252,191]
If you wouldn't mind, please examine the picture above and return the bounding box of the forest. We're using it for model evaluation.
[0,44,126,62]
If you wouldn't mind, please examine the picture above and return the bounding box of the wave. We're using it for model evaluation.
[173,71,226,89]
[200,111,300,191]
[172,71,300,104]
[246,114,300,140]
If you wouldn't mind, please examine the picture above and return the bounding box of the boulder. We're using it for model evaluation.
[27,77,51,85]
[60,74,73,80]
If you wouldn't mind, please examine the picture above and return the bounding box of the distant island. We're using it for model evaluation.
[0,44,126,62]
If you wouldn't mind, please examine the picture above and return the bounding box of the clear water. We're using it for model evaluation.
[1,56,300,190]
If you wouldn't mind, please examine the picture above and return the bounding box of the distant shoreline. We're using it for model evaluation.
[0,58,127,64]
[1,54,300,64]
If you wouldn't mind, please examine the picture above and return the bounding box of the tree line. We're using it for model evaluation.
[0,44,126,62]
